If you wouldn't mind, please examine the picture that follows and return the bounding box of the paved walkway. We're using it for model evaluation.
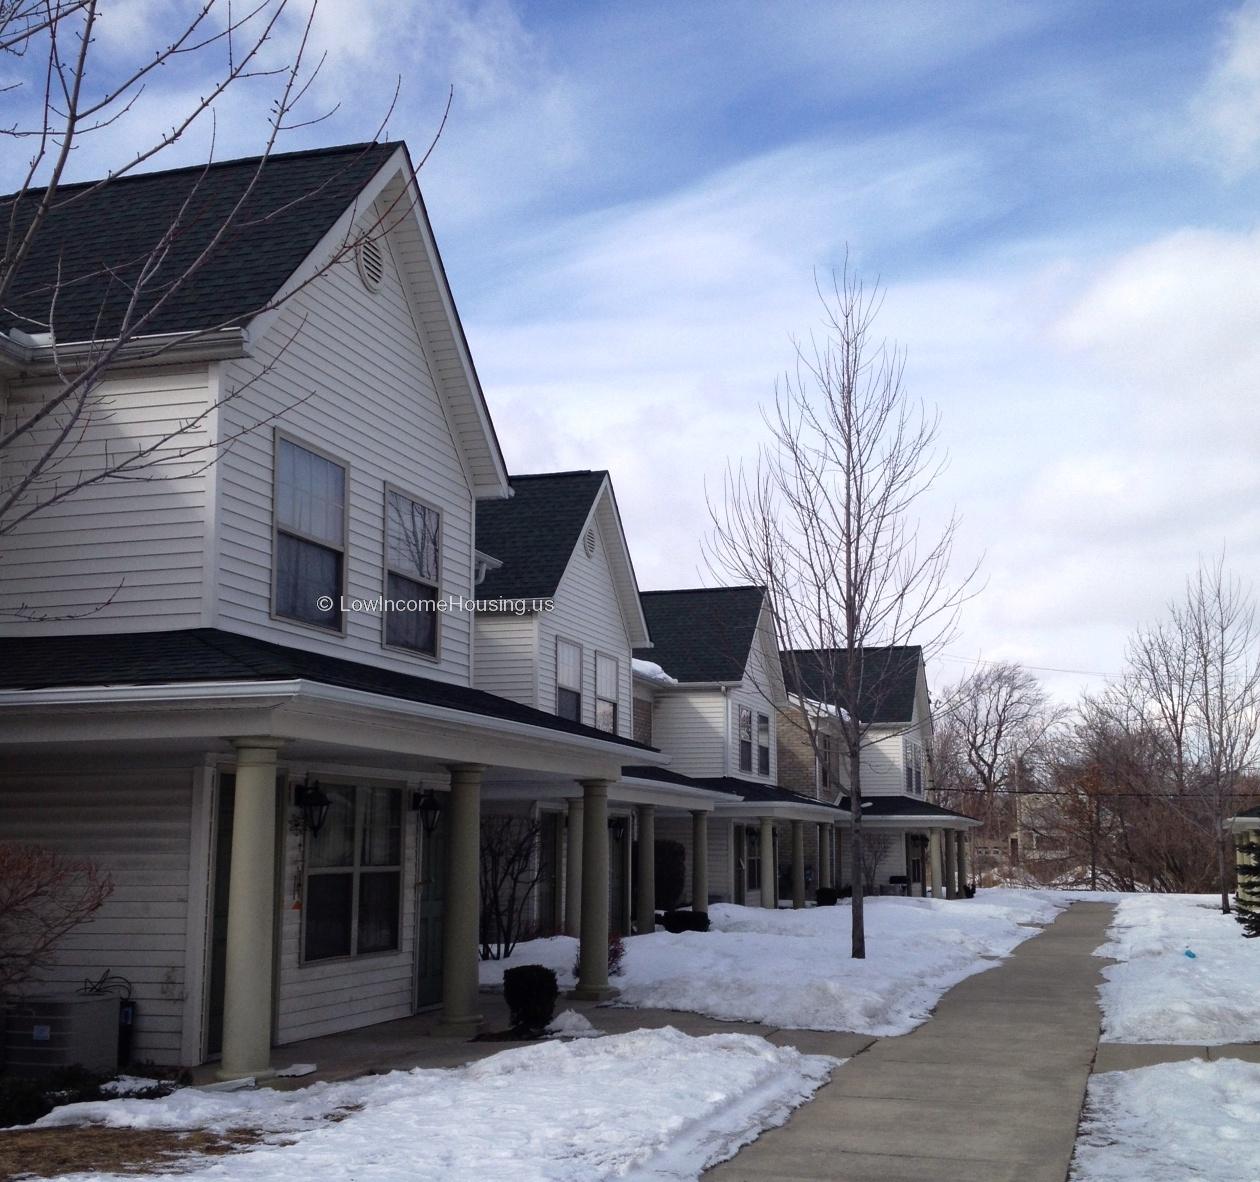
[707,902,1117,1182]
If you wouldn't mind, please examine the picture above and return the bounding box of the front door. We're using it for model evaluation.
[415,800,446,1009]
[534,811,562,936]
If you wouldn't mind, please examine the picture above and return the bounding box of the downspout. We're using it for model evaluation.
[722,685,730,777]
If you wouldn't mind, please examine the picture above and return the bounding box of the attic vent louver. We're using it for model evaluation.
[357,237,385,292]
[583,527,596,558]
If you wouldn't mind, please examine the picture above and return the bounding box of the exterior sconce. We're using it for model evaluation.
[413,790,442,836]
[609,816,628,842]
[296,778,331,836]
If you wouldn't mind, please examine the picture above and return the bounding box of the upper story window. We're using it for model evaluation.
[557,639,582,722]
[819,731,838,792]
[304,784,402,961]
[904,740,924,795]
[595,652,619,733]
[738,705,753,772]
[274,435,345,631]
[384,488,440,657]
[757,712,771,775]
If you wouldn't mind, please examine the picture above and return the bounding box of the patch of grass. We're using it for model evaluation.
[0,1125,267,1180]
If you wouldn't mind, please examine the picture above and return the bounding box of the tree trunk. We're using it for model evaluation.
[848,746,866,958]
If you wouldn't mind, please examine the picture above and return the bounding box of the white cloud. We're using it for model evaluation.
[1191,0,1260,172]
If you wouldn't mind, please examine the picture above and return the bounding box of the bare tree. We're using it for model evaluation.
[858,831,893,896]
[0,1,444,556]
[0,841,113,998]
[479,814,545,962]
[708,266,978,958]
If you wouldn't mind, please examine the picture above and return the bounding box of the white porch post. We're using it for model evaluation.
[791,820,806,909]
[439,764,484,1035]
[564,796,583,937]
[635,804,656,933]
[691,810,709,912]
[944,826,958,899]
[759,817,776,909]
[573,779,616,1000]
[818,822,833,889]
[956,831,969,895]
[929,830,944,898]
[218,739,282,1080]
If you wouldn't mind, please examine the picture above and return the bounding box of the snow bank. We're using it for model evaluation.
[1096,894,1260,1043]
[483,891,1068,1036]
[32,1029,836,1182]
[1071,1058,1260,1181]
[632,658,677,685]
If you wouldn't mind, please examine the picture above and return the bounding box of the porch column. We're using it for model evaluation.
[691,810,709,912]
[818,822,833,889]
[759,817,776,908]
[791,820,806,909]
[572,779,616,1000]
[956,831,969,896]
[564,797,584,937]
[218,739,283,1080]
[635,804,656,933]
[928,830,944,898]
[438,764,484,1034]
[944,825,959,899]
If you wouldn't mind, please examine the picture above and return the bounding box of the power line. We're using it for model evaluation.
[933,651,1115,679]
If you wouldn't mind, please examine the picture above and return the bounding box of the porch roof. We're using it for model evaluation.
[622,766,843,821]
[0,628,657,763]
[1231,803,1260,832]
[836,794,982,829]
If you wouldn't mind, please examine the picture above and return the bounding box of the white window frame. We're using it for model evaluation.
[381,483,442,661]
[756,711,771,776]
[556,637,583,723]
[738,705,753,772]
[271,430,349,635]
[594,651,619,734]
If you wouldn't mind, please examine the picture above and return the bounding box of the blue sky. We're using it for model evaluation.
[8,0,1260,699]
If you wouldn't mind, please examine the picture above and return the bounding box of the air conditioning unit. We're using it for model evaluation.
[3,993,120,1077]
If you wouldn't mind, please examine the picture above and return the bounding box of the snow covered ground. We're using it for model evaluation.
[1071,1058,1260,1181]
[1096,894,1260,1044]
[482,890,1069,1036]
[30,1029,836,1182]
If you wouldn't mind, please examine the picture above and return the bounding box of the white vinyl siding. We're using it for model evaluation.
[725,630,778,782]
[472,613,538,706]
[0,768,197,1064]
[213,212,476,683]
[0,369,211,632]
[651,691,727,776]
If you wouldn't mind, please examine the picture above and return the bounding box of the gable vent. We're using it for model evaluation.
[357,237,385,292]
[583,527,597,558]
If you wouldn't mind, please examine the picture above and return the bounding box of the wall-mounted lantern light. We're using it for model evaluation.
[413,790,442,836]
[295,778,331,836]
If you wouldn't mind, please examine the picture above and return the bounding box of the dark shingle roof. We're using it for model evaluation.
[838,795,972,822]
[2,142,397,341]
[623,766,844,813]
[634,587,765,684]
[475,472,608,601]
[0,628,651,751]
[1236,804,1260,822]
[781,646,922,724]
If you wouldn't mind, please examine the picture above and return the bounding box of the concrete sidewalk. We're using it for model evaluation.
[706,901,1116,1182]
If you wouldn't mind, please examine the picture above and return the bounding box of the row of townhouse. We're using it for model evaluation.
[0,140,977,1080]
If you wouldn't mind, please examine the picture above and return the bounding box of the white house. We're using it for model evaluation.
[778,646,981,897]
[0,142,664,1077]
[628,587,846,909]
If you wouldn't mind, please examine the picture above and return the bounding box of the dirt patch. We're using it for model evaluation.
[0,1125,268,1180]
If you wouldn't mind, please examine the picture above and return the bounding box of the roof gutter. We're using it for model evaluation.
[2,327,248,380]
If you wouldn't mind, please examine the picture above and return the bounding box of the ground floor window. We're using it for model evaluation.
[746,826,761,890]
[304,784,402,961]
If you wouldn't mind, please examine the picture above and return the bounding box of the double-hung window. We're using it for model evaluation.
[738,706,753,772]
[384,489,440,656]
[820,732,836,792]
[304,785,402,961]
[557,639,582,722]
[595,653,618,733]
[274,436,345,630]
[757,712,771,775]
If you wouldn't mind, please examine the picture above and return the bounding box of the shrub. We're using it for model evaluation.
[660,909,709,933]
[838,885,853,899]
[0,1065,171,1129]
[963,882,977,899]
[654,840,686,911]
[502,965,558,1035]
[815,887,839,907]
